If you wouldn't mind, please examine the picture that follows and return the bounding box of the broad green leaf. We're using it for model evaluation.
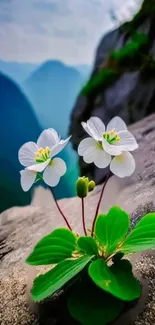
[120,213,155,254]
[67,276,124,325]
[26,228,77,265]
[89,259,141,301]
[95,206,129,257]
[31,255,93,301]
[78,236,98,255]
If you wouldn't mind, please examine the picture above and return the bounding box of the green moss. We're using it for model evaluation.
[81,1,155,98]
[132,33,148,45]
[111,33,148,61]
[81,32,149,97]
[81,69,118,96]
[110,33,148,65]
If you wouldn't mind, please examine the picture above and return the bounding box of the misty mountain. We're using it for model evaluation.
[0,59,91,86]
[75,64,92,80]
[0,72,41,212]
[0,60,38,83]
[22,60,84,136]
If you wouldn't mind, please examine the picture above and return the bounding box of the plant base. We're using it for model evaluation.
[27,273,148,325]
[111,279,148,325]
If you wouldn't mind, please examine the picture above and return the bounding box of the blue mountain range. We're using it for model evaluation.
[0,72,42,212]
[0,60,38,83]
[23,60,85,135]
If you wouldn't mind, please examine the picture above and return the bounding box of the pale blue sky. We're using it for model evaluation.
[0,0,141,64]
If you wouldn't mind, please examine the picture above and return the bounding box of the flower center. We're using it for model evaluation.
[35,147,51,163]
[103,129,120,144]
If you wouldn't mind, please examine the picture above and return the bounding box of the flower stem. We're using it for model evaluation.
[82,198,87,236]
[49,188,72,231]
[91,170,110,237]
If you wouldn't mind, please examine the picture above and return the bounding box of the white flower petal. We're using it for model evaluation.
[37,129,60,148]
[43,158,66,187]
[84,147,99,164]
[94,150,111,168]
[20,169,36,192]
[18,142,38,167]
[102,138,122,156]
[52,157,67,176]
[78,138,97,156]
[82,117,105,141]
[27,159,51,172]
[50,136,71,157]
[117,130,138,151]
[81,122,94,138]
[87,117,105,138]
[78,138,98,163]
[107,116,127,132]
[43,167,60,187]
[110,152,135,178]
[78,136,111,167]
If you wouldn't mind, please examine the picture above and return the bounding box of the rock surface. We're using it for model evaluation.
[1,114,155,324]
[69,2,155,182]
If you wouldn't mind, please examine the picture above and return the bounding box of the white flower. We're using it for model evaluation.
[110,152,136,178]
[78,116,138,178]
[18,128,70,191]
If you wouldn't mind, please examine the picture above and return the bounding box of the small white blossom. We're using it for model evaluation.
[78,116,138,178]
[19,129,70,191]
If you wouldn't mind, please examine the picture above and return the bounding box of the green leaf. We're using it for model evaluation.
[95,206,129,257]
[67,276,124,325]
[78,236,98,255]
[26,228,77,265]
[31,255,93,301]
[89,259,141,301]
[121,213,155,254]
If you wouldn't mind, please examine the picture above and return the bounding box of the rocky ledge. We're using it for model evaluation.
[0,114,155,325]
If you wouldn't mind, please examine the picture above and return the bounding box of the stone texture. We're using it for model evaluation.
[1,114,155,324]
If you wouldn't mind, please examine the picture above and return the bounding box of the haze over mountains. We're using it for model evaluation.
[0,60,38,84]
[23,60,85,135]
[0,60,91,85]
[0,59,91,212]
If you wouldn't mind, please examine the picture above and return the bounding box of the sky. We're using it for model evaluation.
[0,0,142,65]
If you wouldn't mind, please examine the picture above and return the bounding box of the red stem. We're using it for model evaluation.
[82,198,87,236]
[91,171,110,236]
[50,188,72,231]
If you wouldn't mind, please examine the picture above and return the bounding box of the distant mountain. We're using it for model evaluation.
[75,64,92,80]
[0,60,38,83]
[22,60,84,136]
[0,59,90,86]
[0,72,42,212]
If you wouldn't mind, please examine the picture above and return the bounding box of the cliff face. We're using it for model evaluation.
[69,0,155,184]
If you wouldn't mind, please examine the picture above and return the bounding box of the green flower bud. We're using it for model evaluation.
[76,177,89,198]
[88,180,96,192]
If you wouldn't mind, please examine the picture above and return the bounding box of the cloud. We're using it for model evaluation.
[0,0,142,64]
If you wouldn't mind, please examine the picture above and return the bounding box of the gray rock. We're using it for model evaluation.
[0,115,155,324]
